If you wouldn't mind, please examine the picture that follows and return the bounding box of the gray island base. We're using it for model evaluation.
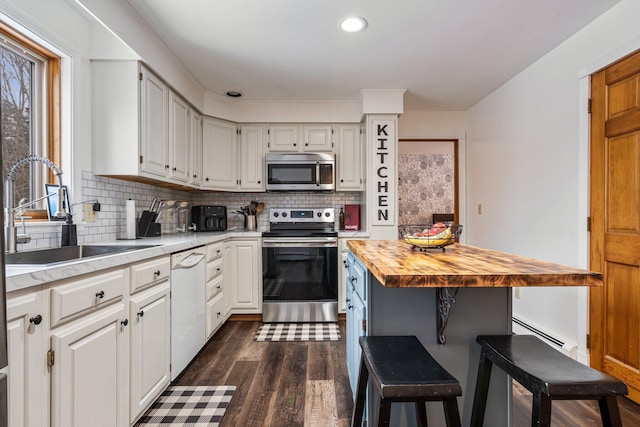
[364,274,511,427]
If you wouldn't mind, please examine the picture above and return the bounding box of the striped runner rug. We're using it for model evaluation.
[135,385,235,426]
[254,322,341,342]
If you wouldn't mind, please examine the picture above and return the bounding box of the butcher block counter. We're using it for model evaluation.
[346,240,602,288]
[345,240,602,427]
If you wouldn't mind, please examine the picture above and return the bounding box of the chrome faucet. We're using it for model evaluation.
[5,155,67,253]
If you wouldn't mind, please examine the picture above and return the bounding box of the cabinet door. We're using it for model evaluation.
[189,110,203,186]
[350,293,367,397]
[6,291,47,427]
[267,125,299,151]
[336,124,364,191]
[303,124,333,152]
[239,125,265,190]
[168,91,190,183]
[129,282,170,423]
[339,250,348,313]
[205,292,225,339]
[51,304,129,427]
[223,242,233,315]
[202,117,237,189]
[229,239,261,312]
[345,279,354,393]
[140,67,169,178]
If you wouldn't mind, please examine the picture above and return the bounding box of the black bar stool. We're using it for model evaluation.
[351,335,462,427]
[470,334,628,427]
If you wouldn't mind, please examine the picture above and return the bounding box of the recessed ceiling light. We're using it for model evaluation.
[226,91,243,98]
[339,16,367,33]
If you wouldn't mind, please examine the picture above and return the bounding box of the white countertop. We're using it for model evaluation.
[5,228,262,293]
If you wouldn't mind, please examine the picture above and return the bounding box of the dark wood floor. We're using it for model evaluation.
[176,320,640,426]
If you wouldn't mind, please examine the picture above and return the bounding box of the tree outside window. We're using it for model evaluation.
[1,44,34,208]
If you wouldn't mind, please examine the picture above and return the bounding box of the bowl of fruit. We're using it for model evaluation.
[398,222,463,251]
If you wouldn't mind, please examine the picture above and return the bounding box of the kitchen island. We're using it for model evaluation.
[346,240,602,427]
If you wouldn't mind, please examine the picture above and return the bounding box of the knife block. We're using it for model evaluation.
[137,210,161,237]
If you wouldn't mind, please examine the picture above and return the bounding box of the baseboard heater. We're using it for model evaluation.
[512,317,578,360]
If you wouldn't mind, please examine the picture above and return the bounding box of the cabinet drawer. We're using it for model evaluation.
[206,257,223,281]
[50,268,127,327]
[206,292,225,339]
[206,243,223,262]
[130,256,170,294]
[206,274,224,301]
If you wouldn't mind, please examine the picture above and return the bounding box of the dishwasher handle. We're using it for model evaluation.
[173,252,205,269]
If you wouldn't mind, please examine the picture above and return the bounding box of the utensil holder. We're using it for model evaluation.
[245,215,257,231]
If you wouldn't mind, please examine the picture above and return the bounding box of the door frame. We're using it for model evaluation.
[581,40,640,365]
[398,138,460,226]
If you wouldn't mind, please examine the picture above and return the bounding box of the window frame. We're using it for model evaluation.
[0,20,61,221]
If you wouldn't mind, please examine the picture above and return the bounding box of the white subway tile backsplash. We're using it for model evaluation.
[20,171,364,248]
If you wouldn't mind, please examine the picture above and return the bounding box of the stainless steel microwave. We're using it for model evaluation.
[265,152,335,191]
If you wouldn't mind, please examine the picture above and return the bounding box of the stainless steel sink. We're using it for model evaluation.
[5,244,159,265]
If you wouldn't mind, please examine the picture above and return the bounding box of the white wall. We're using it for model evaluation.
[465,0,640,362]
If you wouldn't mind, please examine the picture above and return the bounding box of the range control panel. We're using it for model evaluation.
[269,207,334,224]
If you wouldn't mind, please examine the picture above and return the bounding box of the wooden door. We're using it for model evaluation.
[590,49,640,403]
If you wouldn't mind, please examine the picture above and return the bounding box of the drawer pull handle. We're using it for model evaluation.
[29,315,43,325]
[343,260,348,268]
[121,319,129,327]
[216,311,221,317]
[351,276,357,282]
[348,304,353,310]
[96,291,105,299]
[137,310,144,318]
[154,270,161,277]
[216,285,222,290]
[216,268,221,273]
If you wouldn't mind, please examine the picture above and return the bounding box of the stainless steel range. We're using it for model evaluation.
[262,207,338,322]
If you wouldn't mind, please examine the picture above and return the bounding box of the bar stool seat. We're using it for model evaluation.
[351,335,462,427]
[470,334,629,427]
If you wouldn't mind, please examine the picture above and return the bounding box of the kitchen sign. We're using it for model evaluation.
[372,119,395,226]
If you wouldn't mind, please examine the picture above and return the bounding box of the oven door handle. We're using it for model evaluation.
[316,162,320,186]
[262,238,337,248]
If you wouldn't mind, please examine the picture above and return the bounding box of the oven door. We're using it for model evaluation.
[262,237,338,322]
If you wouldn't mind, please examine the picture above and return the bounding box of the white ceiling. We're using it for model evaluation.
[126,0,620,111]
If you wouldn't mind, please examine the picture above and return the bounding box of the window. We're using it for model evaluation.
[0,21,61,220]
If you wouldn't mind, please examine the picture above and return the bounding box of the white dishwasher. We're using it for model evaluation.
[170,246,206,381]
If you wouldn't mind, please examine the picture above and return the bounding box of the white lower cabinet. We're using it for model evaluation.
[50,303,129,427]
[6,238,268,427]
[205,292,225,338]
[228,239,261,313]
[129,282,171,423]
[6,289,47,427]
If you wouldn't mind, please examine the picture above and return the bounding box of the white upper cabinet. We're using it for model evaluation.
[267,124,333,152]
[92,61,201,189]
[168,91,191,183]
[302,124,333,151]
[267,124,299,151]
[336,124,364,191]
[189,110,203,186]
[140,69,169,177]
[238,125,265,191]
[202,117,238,190]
